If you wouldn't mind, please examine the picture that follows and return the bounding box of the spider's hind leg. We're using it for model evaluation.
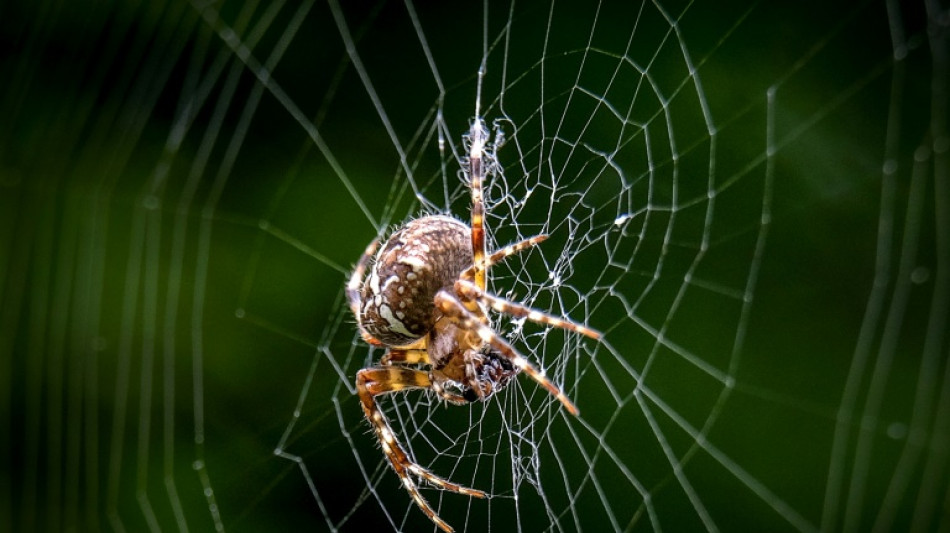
[356,366,485,532]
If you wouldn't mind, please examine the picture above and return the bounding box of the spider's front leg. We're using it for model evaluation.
[356,366,485,533]
[454,279,601,340]
[459,234,548,281]
[433,291,581,415]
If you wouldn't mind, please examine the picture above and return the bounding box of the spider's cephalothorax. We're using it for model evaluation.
[349,119,600,533]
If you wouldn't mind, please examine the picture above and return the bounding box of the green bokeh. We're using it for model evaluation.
[1,1,945,532]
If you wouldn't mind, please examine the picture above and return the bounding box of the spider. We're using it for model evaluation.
[349,119,600,532]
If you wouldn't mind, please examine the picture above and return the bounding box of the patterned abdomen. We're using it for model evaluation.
[359,215,472,346]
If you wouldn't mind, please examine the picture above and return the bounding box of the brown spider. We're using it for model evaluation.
[349,120,600,532]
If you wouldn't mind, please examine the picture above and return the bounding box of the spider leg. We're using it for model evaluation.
[468,119,489,291]
[348,239,384,346]
[455,279,601,340]
[375,341,469,404]
[356,366,486,533]
[377,347,471,408]
[381,348,430,366]
[430,382,471,405]
[434,291,580,415]
[460,235,548,281]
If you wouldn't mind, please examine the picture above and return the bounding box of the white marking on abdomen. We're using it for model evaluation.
[379,304,414,337]
[401,256,426,271]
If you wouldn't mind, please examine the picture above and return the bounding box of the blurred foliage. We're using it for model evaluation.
[1,0,946,532]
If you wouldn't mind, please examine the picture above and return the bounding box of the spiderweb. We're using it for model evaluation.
[2,0,948,532]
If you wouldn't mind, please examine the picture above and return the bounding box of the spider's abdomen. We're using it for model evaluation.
[360,215,472,346]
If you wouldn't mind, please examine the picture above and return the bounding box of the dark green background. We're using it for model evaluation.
[2,0,946,531]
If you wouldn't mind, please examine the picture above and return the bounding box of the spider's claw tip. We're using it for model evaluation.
[468,488,488,499]
[579,326,602,340]
[557,393,579,415]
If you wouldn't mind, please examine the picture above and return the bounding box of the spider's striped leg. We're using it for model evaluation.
[380,348,430,366]
[356,367,485,533]
[380,347,466,404]
[455,280,602,340]
[435,391,469,405]
[430,379,470,406]
[468,119,489,291]
[347,239,383,346]
[459,235,549,281]
[434,291,581,416]
[377,351,466,405]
